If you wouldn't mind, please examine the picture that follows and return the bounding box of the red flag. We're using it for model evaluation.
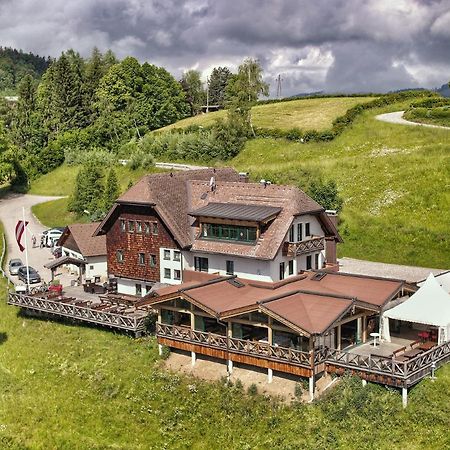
[15,220,29,252]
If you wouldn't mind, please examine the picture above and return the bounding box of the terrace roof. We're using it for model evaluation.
[189,202,281,222]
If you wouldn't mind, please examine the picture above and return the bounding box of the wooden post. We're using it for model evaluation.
[357,317,362,344]
[362,315,367,343]
[227,321,233,374]
[337,325,342,350]
[402,387,408,408]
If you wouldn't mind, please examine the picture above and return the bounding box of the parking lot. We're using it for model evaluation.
[0,192,72,286]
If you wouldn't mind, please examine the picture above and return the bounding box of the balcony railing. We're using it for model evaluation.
[157,323,313,368]
[283,236,325,257]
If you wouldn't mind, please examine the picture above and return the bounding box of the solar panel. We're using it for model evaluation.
[311,272,327,281]
[227,278,245,288]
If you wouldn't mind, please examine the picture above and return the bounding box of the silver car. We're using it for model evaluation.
[8,258,23,276]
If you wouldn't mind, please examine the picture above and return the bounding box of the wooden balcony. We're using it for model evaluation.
[283,236,325,257]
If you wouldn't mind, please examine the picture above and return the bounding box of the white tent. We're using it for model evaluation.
[381,273,450,344]
[418,271,450,294]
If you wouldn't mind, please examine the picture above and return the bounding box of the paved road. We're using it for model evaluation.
[339,257,446,283]
[0,192,64,285]
[375,111,450,130]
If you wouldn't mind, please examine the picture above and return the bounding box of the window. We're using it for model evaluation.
[128,221,135,232]
[174,269,181,280]
[152,222,158,235]
[136,221,142,233]
[194,256,209,272]
[305,222,311,237]
[149,254,157,267]
[306,255,312,270]
[120,219,126,232]
[315,253,320,270]
[144,222,150,234]
[145,285,152,294]
[173,251,181,262]
[279,262,285,280]
[135,284,142,296]
[201,223,257,243]
[138,252,145,265]
[297,223,303,242]
[89,265,94,270]
[226,260,234,275]
[288,260,294,276]
[289,225,294,242]
[116,250,124,263]
[163,249,171,260]
[164,268,171,279]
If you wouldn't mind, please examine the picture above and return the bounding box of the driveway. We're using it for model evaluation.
[338,257,445,283]
[0,192,66,285]
[375,111,450,130]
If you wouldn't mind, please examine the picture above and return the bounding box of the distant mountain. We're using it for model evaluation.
[435,83,450,97]
[0,47,51,93]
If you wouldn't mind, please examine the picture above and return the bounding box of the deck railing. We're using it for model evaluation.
[326,341,450,386]
[157,323,312,368]
[283,236,325,257]
[8,292,147,333]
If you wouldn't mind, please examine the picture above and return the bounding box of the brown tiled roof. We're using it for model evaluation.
[189,181,332,259]
[60,223,106,257]
[97,168,240,248]
[149,271,404,335]
[260,292,353,335]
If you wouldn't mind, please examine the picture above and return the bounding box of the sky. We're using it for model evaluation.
[0,0,449,97]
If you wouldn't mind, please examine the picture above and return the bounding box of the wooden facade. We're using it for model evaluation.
[106,204,179,283]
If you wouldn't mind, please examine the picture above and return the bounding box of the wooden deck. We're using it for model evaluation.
[8,291,149,335]
[157,323,450,388]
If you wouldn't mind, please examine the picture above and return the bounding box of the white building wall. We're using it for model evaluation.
[159,248,183,285]
[85,256,108,281]
[117,277,154,297]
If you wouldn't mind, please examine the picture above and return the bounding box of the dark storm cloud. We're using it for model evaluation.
[0,0,449,95]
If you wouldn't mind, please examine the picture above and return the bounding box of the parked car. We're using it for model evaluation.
[43,228,65,248]
[17,266,41,284]
[8,258,23,275]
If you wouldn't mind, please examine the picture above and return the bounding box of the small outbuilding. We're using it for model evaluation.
[381,273,450,344]
[57,223,107,282]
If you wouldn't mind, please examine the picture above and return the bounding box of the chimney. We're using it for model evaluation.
[239,172,249,183]
[325,210,338,267]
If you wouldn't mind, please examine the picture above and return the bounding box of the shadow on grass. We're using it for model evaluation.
[0,331,8,345]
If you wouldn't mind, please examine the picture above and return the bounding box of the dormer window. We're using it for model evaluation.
[201,223,257,243]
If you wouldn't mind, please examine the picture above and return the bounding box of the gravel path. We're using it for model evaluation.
[339,257,446,282]
[0,192,65,284]
[375,111,450,130]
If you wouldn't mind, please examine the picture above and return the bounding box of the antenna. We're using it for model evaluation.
[275,74,283,99]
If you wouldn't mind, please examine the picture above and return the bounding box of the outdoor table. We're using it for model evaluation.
[370,332,380,347]
[418,341,436,351]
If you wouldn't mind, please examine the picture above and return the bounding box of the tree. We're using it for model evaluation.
[180,69,205,116]
[208,66,232,107]
[225,58,269,134]
[69,161,104,216]
[0,121,25,185]
[103,167,119,211]
[308,179,344,212]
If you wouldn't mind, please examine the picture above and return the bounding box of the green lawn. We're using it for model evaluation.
[231,101,450,269]
[157,97,375,132]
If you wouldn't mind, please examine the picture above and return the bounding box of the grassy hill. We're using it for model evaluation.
[157,96,375,132]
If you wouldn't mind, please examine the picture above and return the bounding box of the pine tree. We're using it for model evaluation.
[69,162,104,216]
[208,67,232,107]
[103,167,119,211]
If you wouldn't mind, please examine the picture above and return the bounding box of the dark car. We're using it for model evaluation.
[17,266,41,284]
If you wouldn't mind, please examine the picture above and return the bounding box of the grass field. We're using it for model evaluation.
[157,97,375,132]
[403,107,450,128]
[230,101,450,269]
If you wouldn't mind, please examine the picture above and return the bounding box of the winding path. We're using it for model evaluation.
[375,111,450,130]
